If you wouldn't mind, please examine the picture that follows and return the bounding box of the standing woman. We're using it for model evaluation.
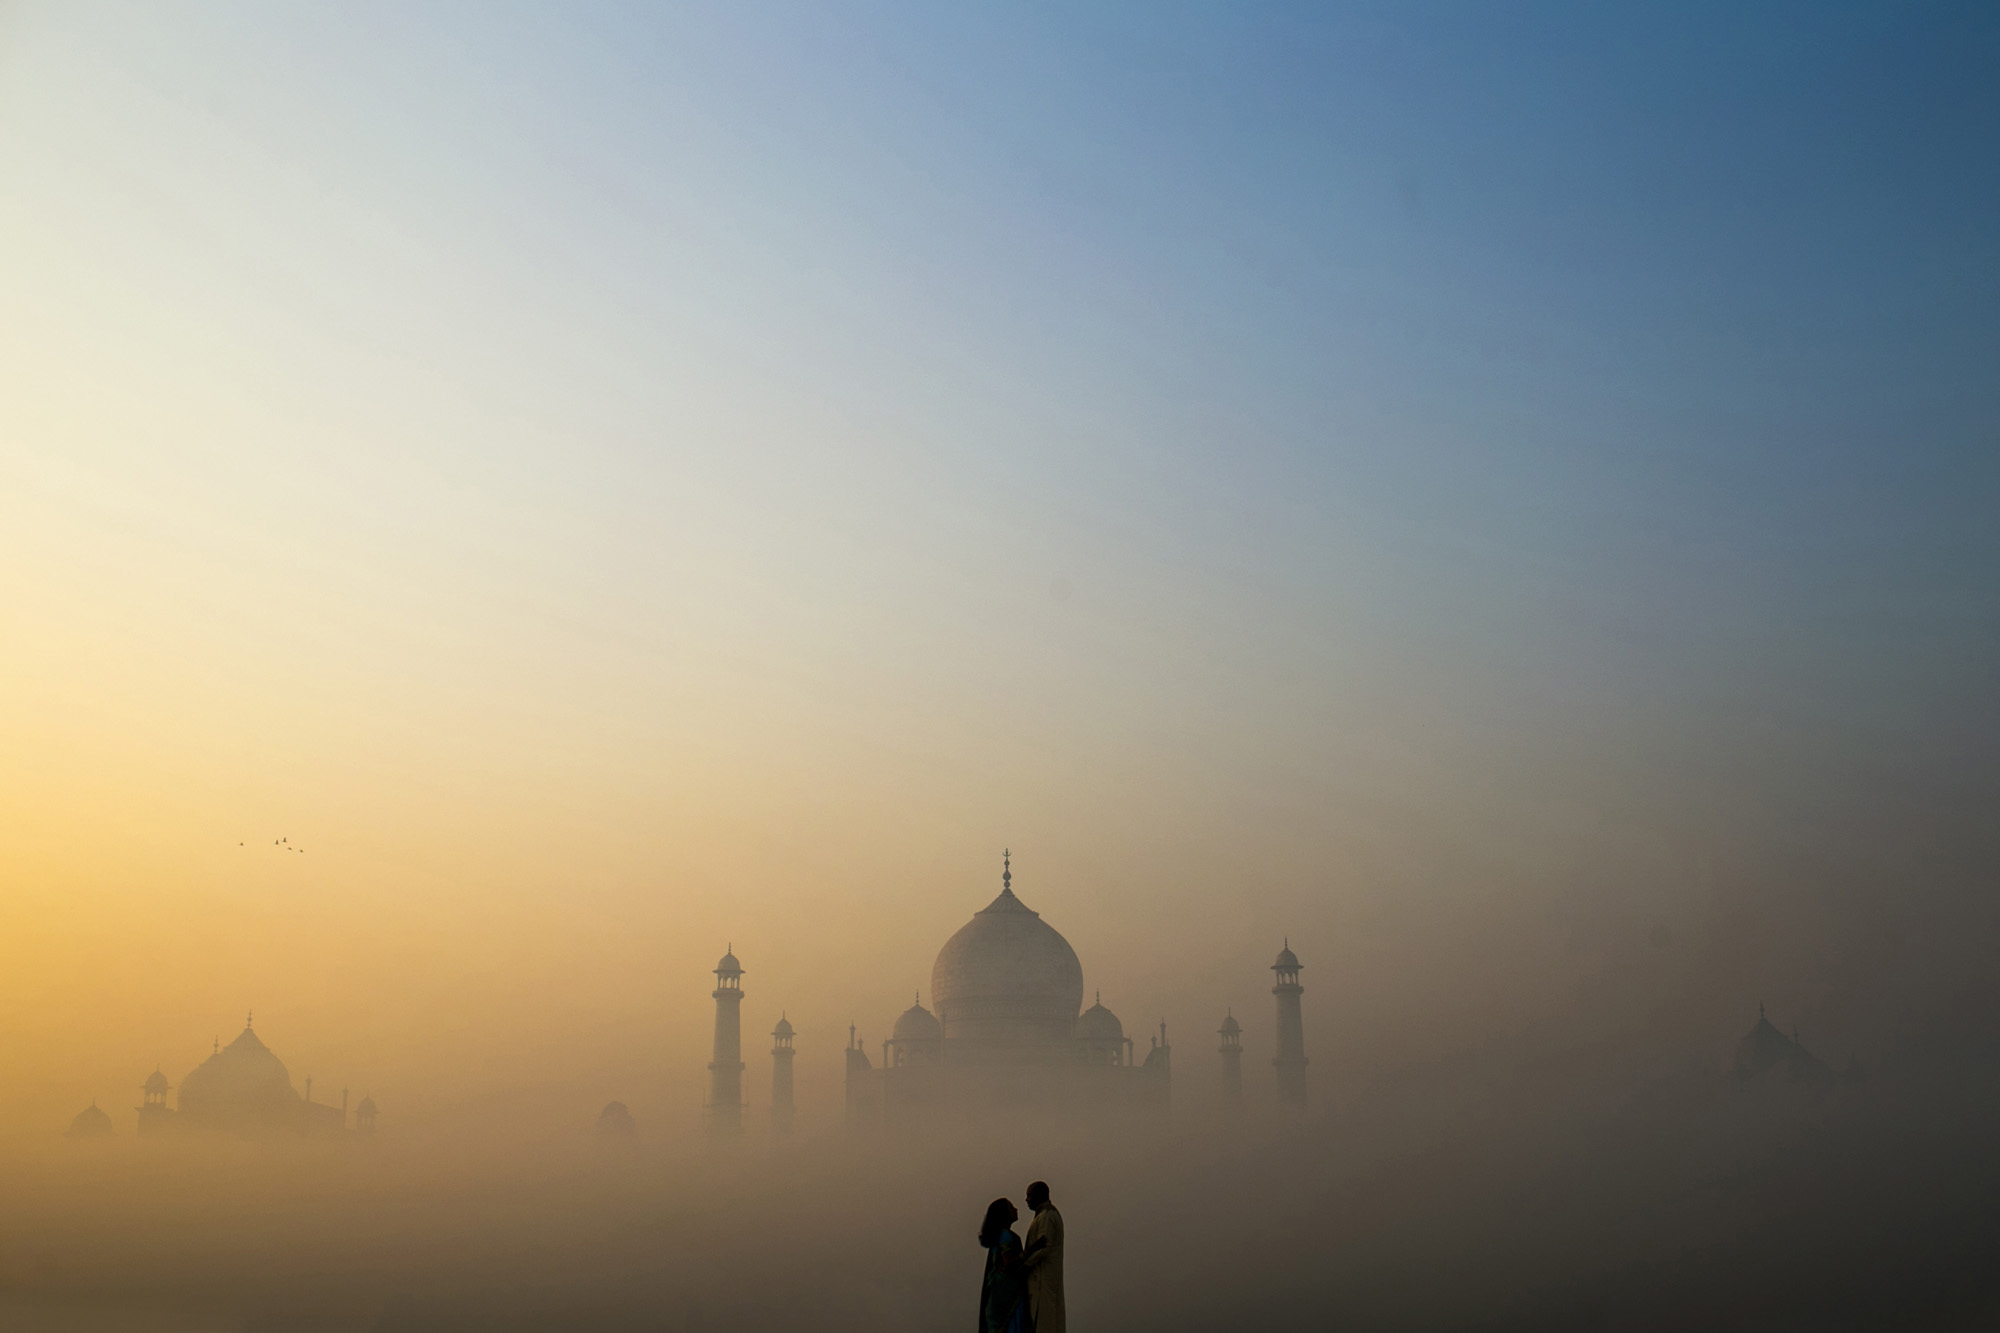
[977,1197,1030,1333]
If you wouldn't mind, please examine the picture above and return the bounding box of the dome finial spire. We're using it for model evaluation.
[1002,848,1011,893]
[246,1010,253,1028]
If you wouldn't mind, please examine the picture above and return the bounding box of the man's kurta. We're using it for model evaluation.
[1023,1204,1065,1333]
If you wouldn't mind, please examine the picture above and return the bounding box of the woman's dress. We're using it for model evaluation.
[980,1228,1030,1333]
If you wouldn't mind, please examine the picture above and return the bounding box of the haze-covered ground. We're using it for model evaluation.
[9,967,1998,1332]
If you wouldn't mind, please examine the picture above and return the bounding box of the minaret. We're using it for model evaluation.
[1218,1010,1243,1107]
[1138,1018,1172,1114]
[771,1013,796,1136]
[845,1021,878,1128]
[137,1068,173,1135]
[1272,940,1308,1110]
[709,945,746,1135]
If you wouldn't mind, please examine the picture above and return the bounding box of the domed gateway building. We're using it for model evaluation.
[842,855,1170,1125]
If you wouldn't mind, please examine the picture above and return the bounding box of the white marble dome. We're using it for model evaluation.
[931,880,1084,1059]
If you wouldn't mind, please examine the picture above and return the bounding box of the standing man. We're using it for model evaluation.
[1022,1180,1065,1333]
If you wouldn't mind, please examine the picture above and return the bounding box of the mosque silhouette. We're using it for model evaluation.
[69,1013,376,1140]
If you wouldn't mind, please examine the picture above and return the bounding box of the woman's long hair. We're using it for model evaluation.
[978,1197,1016,1249]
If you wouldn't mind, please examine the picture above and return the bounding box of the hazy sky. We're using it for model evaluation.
[3,2,1996,1141]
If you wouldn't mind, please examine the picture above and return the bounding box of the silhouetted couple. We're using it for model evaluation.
[977,1181,1064,1333]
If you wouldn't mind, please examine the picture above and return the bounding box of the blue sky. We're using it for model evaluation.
[3,1,1997,1111]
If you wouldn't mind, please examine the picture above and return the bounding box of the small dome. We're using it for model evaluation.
[1273,945,1301,971]
[143,1068,169,1094]
[771,1015,795,1038]
[356,1095,377,1116]
[67,1102,114,1139]
[596,1101,637,1136]
[893,998,942,1044]
[1075,997,1124,1044]
[715,947,743,976]
[1218,1013,1241,1036]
